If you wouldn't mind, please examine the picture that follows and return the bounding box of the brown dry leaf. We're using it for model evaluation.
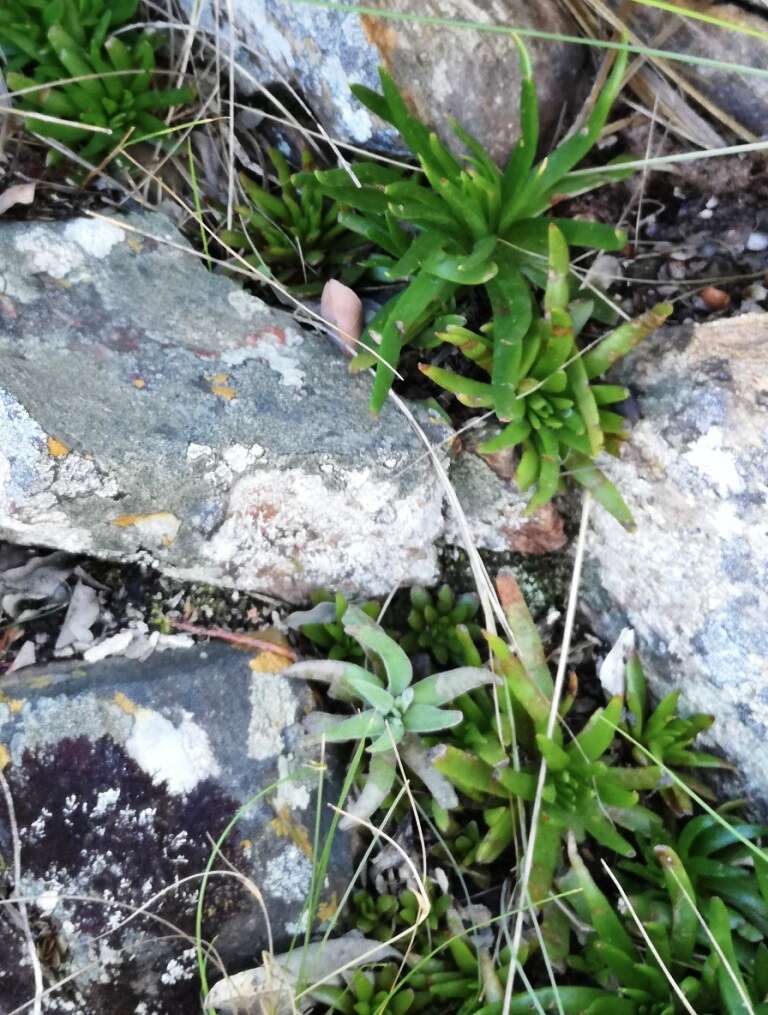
[321,278,363,351]
[0,182,36,216]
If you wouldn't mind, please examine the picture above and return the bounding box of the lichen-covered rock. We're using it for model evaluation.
[181,0,584,164]
[582,314,768,804]
[0,212,449,602]
[446,447,567,555]
[608,1,768,138]
[0,644,349,1013]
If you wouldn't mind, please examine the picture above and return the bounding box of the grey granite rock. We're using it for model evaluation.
[0,213,559,602]
[0,212,450,602]
[0,643,349,1014]
[582,314,768,804]
[181,0,585,164]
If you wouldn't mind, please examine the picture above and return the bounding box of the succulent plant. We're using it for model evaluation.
[286,591,380,662]
[564,832,768,1015]
[302,39,637,416]
[5,10,193,163]
[623,650,730,815]
[284,605,498,826]
[219,147,370,296]
[399,585,482,667]
[0,0,138,71]
[421,224,672,523]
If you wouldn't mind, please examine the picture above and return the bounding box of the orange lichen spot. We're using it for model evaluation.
[126,236,144,254]
[112,512,180,546]
[240,839,253,852]
[0,744,10,771]
[113,691,140,716]
[249,651,290,674]
[0,692,23,714]
[47,436,70,458]
[132,377,146,389]
[270,806,313,859]
[209,372,236,401]
[317,894,339,922]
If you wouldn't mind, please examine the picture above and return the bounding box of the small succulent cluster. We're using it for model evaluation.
[2,0,193,162]
[286,590,380,662]
[623,649,727,815]
[279,568,768,1014]
[284,603,498,829]
[399,585,482,667]
[218,147,369,296]
[305,40,637,418]
[422,225,672,522]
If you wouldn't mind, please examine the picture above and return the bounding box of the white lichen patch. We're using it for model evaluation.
[15,225,86,279]
[125,708,221,794]
[247,672,299,761]
[8,694,133,765]
[274,754,311,811]
[221,328,306,387]
[202,465,442,601]
[262,843,313,903]
[684,425,744,496]
[227,287,266,321]
[63,218,125,259]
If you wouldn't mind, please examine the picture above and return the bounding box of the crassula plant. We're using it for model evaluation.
[284,605,498,827]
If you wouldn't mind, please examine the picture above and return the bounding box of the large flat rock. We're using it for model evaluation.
[0,212,559,601]
[181,0,585,164]
[583,314,768,804]
[0,212,450,601]
[0,643,350,1013]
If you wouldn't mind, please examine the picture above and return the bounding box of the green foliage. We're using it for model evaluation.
[621,810,768,948]
[287,590,380,662]
[3,1,193,162]
[290,604,496,754]
[291,573,768,1015]
[285,604,498,825]
[0,0,138,71]
[399,585,481,666]
[219,147,370,296]
[624,650,730,814]
[303,40,636,418]
[422,225,672,522]
[565,833,768,1014]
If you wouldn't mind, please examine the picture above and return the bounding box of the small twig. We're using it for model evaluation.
[169,620,296,659]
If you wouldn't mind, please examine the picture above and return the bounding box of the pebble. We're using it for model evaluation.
[746,231,768,252]
[699,286,731,310]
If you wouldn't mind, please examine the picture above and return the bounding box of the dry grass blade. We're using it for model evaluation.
[295,802,431,999]
[577,0,759,141]
[0,769,44,1015]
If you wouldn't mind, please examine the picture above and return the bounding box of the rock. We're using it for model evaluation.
[582,313,768,805]
[0,213,566,603]
[0,212,449,602]
[610,2,768,138]
[446,443,567,555]
[0,643,350,1014]
[182,0,585,164]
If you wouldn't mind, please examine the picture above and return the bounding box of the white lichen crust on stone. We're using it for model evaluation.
[583,313,768,803]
